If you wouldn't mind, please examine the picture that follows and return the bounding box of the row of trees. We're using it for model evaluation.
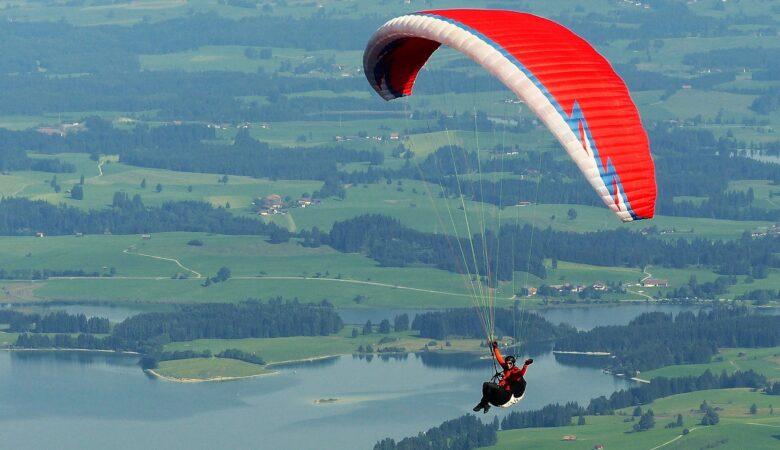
[555,308,780,374]
[112,299,343,350]
[411,308,574,342]
[373,415,497,450]
[0,310,109,334]
[382,370,765,448]
[0,195,288,238]
[499,369,766,432]
[0,268,103,280]
[12,299,343,359]
[327,214,780,282]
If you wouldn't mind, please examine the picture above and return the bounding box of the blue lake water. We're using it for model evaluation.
[1,303,759,449]
[0,350,627,450]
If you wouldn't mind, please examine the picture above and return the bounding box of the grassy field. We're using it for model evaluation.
[165,328,483,366]
[154,357,272,380]
[0,331,19,347]
[2,230,773,305]
[643,347,780,381]
[141,45,363,77]
[1,153,320,214]
[489,388,780,450]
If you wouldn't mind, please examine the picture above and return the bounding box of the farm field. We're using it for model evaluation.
[154,357,272,380]
[490,388,780,450]
[643,347,780,381]
[163,328,482,371]
[6,229,775,306]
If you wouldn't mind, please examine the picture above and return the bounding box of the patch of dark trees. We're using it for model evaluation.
[407,124,780,221]
[326,214,780,281]
[501,369,765,430]
[0,310,109,334]
[378,369,765,447]
[554,308,780,374]
[737,290,780,305]
[766,382,780,396]
[145,348,265,367]
[0,194,290,240]
[373,414,497,450]
[561,2,736,43]
[216,348,265,365]
[751,91,780,115]
[0,118,383,182]
[13,299,343,363]
[411,308,574,342]
[14,333,120,350]
[0,147,74,173]
[112,299,343,352]
[0,268,103,280]
[683,47,780,72]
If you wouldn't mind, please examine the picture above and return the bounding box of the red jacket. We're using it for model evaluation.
[493,346,528,392]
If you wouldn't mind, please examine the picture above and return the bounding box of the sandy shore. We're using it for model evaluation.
[146,354,346,383]
[1,347,140,355]
[145,368,279,383]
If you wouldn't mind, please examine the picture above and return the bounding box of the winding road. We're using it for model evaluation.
[122,247,203,278]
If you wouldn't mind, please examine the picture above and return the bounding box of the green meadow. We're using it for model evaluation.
[490,388,780,450]
[164,328,482,367]
[643,347,780,381]
[155,357,272,380]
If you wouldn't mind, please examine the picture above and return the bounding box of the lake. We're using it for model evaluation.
[0,349,627,450]
[0,303,737,449]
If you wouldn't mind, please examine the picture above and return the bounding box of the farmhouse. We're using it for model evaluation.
[262,194,283,210]
[642,278,669,287]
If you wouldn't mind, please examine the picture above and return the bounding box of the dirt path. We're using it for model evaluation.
[626,266,654,301]
[97,159,105,177]
[746,422,780,428]
[649,427,699,450]
[232,275,509,299]
[9,183,28,196]
[44,272,510,300]
[122,247,202,278]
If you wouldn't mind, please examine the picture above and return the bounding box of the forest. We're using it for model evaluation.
[379,369,767,447]
[11,299,343,357]
[555,308,780,374]
[411,308,574,342]
[0,310,109,334]
[0,195,289,238]
[501,369,766,430]
[328,214,779,281]
[373,414,497,450]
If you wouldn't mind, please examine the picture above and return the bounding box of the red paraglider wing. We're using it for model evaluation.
[364,9,656,222]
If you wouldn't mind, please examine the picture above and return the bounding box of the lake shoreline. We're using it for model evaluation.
[146,354,345,383]
[0,347,141,355]
[145,367,280,383]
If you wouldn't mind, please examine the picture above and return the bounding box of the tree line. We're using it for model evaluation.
[0,268,104,280]
[112,298,342,352]
[411,308,574,342]
[377,369,766,448]
[0,310,109,334]
[0,194,289,239]
[11,299,343,359]
[373,414,497,450]
[327,214,780,282]
[554,308,780,374]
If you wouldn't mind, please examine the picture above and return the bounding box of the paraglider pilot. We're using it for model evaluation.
[473,341,533,413]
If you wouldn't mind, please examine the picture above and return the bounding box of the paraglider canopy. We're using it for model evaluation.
[364,9,656,222]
